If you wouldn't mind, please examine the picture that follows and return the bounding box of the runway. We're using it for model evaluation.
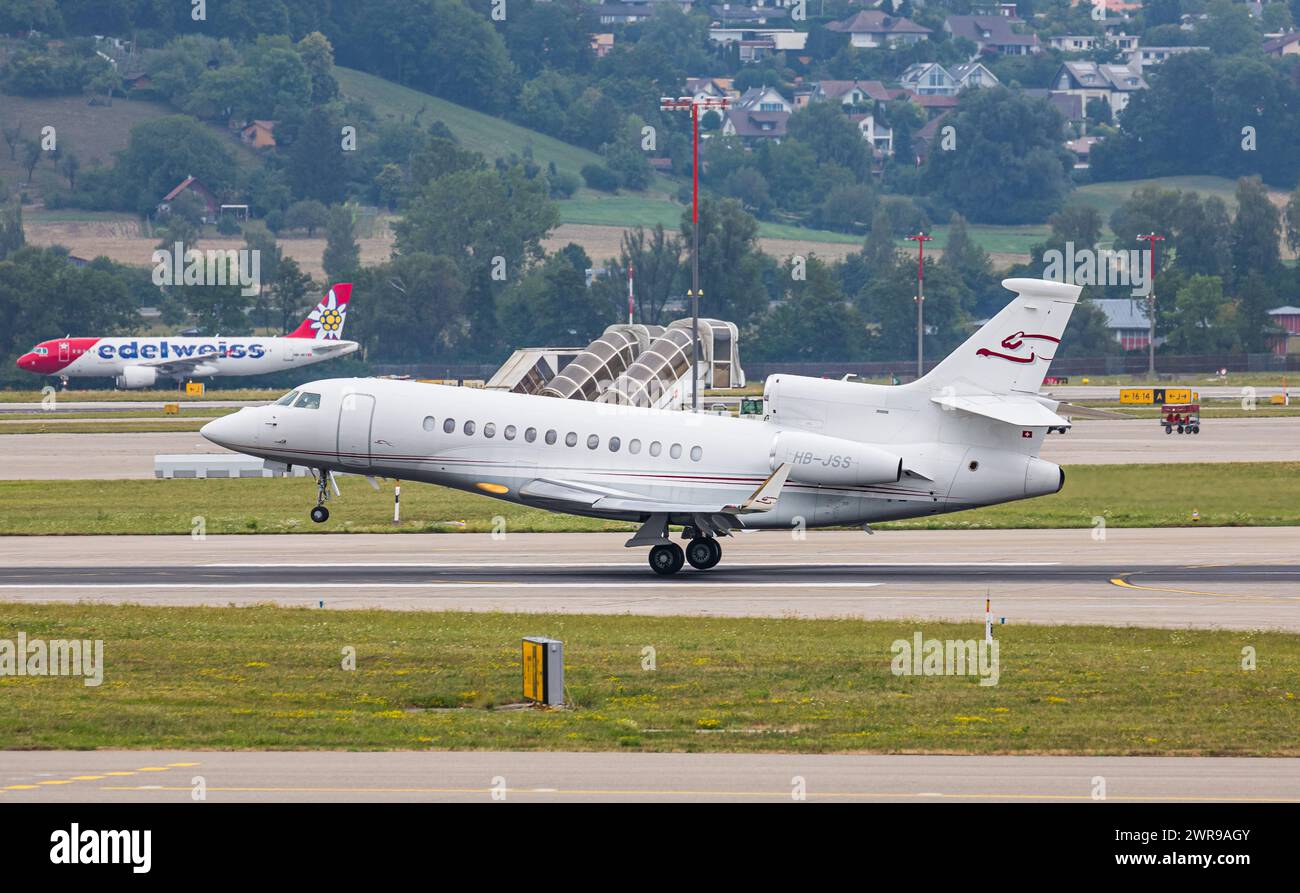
[1,417,1297,479]
[2,750,1297,802]
[1,528,1295,630]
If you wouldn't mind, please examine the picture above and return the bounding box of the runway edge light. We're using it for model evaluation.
[522,637,564,707]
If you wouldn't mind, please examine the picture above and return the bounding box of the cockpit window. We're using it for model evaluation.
[294,392,321,409]
[275,391,299,406]
[35,347,49,356]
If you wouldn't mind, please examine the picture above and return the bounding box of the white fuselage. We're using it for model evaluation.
[201,377,1064,530]
[54,337,358,380]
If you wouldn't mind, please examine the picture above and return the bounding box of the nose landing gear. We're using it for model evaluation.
[310,469,335,523]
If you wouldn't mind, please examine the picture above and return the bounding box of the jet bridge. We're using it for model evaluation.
[598,318,743,409]
[539,324,665,400]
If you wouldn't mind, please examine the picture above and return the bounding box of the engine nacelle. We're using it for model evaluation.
[770,430,903,486]
[115,365,158,389]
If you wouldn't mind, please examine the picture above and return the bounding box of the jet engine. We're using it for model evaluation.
[769,430,903,486]
[115,365,158,389]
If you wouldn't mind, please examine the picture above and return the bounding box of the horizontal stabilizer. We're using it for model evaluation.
[931,393,1071,428]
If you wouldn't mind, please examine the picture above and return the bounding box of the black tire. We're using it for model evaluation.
[685,537,722,570]
[648,543,684,576]
[1177,425,1184,433]
[310,505,330,523]
[1165,425,1172,434]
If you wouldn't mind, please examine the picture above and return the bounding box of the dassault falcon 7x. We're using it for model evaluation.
[201,278,1081,575]
[16,284,357,388]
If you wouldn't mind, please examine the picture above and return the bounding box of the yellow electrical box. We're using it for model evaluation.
[522,639,544,702]
[163,402,179,415]
[1270,394,1286,405]
[185,382,205,396]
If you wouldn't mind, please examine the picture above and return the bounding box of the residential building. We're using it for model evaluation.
[944,15,1041,55]
[1049,34,1099,52]
[900,62,1000,96]
[590,33,615,58]
[239,120,276,149]
[826,11,931,48]
[721,85,792,142]
[1128,45,1209,68]
[1262,32,1300,57]
[1052,60,1147,115]
[156,176,220,222]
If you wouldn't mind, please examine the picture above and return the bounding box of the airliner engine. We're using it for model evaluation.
[115,365,158,389]
[769,430,903,486]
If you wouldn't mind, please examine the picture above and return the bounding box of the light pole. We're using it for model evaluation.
[660,94,729,411]
[1137,232,1164,377]
[906,232,932,380]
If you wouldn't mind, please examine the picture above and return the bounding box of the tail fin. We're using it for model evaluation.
[287,283,352,340]
[915,278,1081,396]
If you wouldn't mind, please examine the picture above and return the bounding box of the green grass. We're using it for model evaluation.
[1,603,1295,753]
[0,388,281,402]
[0,419,214,434]
[0,462,1295,535]
[1070,176,1253,221]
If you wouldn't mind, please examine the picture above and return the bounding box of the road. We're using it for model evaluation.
[1,528,1295,630]
[1,751,1296,803]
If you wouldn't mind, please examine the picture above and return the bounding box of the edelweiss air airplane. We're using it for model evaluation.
[201,278,1080,575]
[15,284,357,389]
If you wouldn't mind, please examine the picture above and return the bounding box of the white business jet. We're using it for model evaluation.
[201,278,1081,575]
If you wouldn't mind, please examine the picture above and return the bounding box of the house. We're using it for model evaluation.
[1267,306,1300,355]
[721,86,792,142]
[1262,32,1300,57]
[711,4,789,26]
[1066,134,1102,169]
[1092,298,1151,351]
[708,27,806,56]
[122,71,151,91]
[239,120,276,149]
[1107,32,1140,53]
[1127,45,1209,68]
[944,15,1040,55]
[810,79,900,107]
[685,76,737,102]
[848,113,893,156]
[1052,61,1147,115]
[912,110,953,164]
[156,176,220,223]
[900,62,999,96]
[1049,34,1099,53]
[591,3,656,24]
[826,11,931,48]
[590,33,615,58]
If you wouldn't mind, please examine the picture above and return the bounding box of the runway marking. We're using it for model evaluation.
[96,784,1300,803]
[1,764,195,795]
[203,561,1063,569]
[0,582,884,590]
[1110,575,1297,604]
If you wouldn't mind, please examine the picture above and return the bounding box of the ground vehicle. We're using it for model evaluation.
[1162,403,1201,434]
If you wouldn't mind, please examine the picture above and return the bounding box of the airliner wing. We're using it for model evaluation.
[135,353,216,372]
[518,463,792,517]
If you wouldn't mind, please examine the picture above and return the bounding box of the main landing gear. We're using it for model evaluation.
[648,537,722,576]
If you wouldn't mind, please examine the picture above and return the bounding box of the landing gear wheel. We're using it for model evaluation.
[685,537,722,570]
[1165,425,1172,434]
[310,505,330,524]
[648,543,685,576]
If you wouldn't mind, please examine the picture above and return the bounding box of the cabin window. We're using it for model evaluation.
[628,439,641,455]
[545,429,557,445]
[649,441,662,457]
[443,418,456,434]
[565,432,578,447]
[275,391,299,406]
[422,416,436,432]
[463,420,476,436]
[525,427,537,443]
[483,423,496,438]
[608,436,621,452]
[294,392,321,409]
[690,445,702,462]
[669,443,682,459]
[504,425,516,440]
[587,434,599,450]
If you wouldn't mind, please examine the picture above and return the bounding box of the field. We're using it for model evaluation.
[0,462,1294,535]
[0,387,283,403]
[1,603,1294,753]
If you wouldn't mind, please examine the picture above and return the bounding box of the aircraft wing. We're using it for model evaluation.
[518,463,792,517]
[135,353,219,373]
[931,393,1071,428]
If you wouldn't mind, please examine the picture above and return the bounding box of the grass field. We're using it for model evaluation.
[0,388,282,403]
[1,603,1294,753]
[0,462,1294,535]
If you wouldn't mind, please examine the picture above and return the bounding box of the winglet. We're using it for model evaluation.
[729,462,791,514]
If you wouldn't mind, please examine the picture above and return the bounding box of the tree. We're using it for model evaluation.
[1166,275,1237,354]
[296,31,340,105]
[283,200,329,236]
[594,224,683,325]
[751,256,870,362]
[348,251,468,362]
[322,205,361,283]
[940,212,996,316]
[0,193,24,263]
[1286,188,1300,257]
[286,107,348,204]
[1231,176,1281,285]
[115,116,237,216]
[786,101,872,180]
[269,256,314,335]
[21,140,42,185]
[1056,301,1121,357]
[923,87,1073,224]
[2,123,22,161]
[1235,273,1277,352]
[59,152,79,190]
[497,252,613,348]
[681,198,768,328]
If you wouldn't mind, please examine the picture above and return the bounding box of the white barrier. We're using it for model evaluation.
[154,454,312,479]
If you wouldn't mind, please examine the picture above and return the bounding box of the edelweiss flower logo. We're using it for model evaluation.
[307,289,347,340]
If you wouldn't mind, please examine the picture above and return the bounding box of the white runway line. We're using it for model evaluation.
[201,561,1062,568]
[0,582,883,590]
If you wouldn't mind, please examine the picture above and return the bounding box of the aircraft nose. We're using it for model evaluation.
[200,411,245,448]
[16,354,32,369]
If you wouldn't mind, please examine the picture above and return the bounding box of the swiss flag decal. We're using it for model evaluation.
[1021,430,1033,438]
